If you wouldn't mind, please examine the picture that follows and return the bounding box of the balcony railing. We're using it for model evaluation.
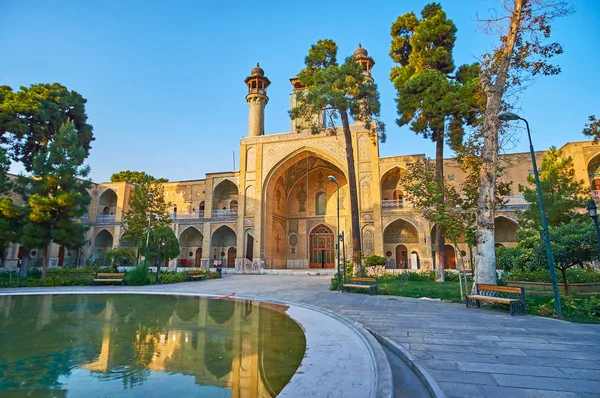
[382,199,404,209]
[95,214,116,224]
[212,209,238,217]
[593,190,600,202]
[499,194,528,210]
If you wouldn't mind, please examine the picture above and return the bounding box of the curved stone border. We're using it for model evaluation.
[369,330,446,398]
[0,289,392,398]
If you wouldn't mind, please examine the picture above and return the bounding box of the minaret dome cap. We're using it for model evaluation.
[353,44,368,57]
[251,63,265,77]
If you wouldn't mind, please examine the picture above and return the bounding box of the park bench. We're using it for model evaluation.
[187,270,206,281]
[342,277,378,295]
[93,272,126,286]
[466,283,526,316]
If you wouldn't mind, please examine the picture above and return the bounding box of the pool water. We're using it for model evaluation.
[0,294,306,397]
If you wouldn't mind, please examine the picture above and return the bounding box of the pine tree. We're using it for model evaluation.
[0,83,94,172]
[19,120,91,277]
[290,39,385,270]
[389,3,479,280]
[0,147,23,267]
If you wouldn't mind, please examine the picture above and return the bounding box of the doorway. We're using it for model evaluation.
[310,225,335,268]
[395,245,408,269]
[227,247,236,268]
[195,248,202,267]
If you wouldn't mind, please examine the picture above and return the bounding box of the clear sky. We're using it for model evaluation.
[1,0,598,183]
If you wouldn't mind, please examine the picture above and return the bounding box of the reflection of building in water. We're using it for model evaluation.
[75,297,294,397]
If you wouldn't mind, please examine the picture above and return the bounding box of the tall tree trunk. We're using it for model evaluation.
[560,267,569,296]
[434,131,446,282]
[42,245,49,279]
[19,252,30,278]
[339,109,362,272]
[476,0,524,285]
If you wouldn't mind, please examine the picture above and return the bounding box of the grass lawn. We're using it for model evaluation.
[377,279,600,324]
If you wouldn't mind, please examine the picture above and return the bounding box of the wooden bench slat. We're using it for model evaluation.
[467,295,519,304]
[477,284,522,294]
[342,284,371,289]
[96,273,125,277]
[349,277,377,282]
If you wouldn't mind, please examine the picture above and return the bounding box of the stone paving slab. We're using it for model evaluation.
[2,274,600,398]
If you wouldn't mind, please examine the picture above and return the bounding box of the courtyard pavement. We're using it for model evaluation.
[3,275,600,397]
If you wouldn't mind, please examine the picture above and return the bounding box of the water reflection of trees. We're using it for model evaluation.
[0,295,306,397]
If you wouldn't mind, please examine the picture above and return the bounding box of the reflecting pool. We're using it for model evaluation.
[0,294,306,397]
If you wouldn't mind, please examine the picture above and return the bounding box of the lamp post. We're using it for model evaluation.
[498,111,562,318]
[155,239,164,284]
[220,246,225,277]
[587,199,600,253]
[328,175,341,290]
[144,191,154,267]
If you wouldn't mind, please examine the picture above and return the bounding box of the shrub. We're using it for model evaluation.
[537,295,600,323]
[330,274,339,291]
[210,271,222,279]
[126,266,152,286]
[158,271,188,284]
[506,268,600,283]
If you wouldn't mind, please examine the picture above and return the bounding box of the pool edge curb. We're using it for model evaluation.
[369,330,446,398]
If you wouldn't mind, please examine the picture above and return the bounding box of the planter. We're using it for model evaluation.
[507,280,600,295]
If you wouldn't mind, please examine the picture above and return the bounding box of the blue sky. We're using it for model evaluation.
[1,0,598,182]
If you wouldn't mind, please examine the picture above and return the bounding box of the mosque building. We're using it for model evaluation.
[5,45,600,272]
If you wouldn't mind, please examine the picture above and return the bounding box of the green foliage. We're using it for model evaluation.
[142,226,180,266]
[518,147,589,228]
[110,170,169,184]
[126,265,152,286]
[364,254,386,267]
[18,121,92,275]
[157,270,189,284]
[290,39,385,139]
[122,179,172,246]
[104,248,136,271]
[0,83,94,172]
[495,245,524,273]
[330,274,339,290]
[389,3,480,149]
[583,115,600,143]
[537,296,600,323]
[0,147,23,254]
[210,271,222,279]
[506,267,600,284]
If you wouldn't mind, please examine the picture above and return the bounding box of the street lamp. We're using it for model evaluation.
[328,175,341,290]
[587,199,600,253]
[498,111,563,318]
[155,239,165,284]
[144,191,154,267]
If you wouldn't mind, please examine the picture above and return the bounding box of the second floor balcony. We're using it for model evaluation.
[172,211,205,220]
[96,214,116,224]
[212,209,238,217]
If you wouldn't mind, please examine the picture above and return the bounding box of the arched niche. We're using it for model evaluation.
[384,219,419,244]
[380,167,407,209]
[212,180,238,211]
[98,189,117,215]
[179,226,203,247]
[494,216,519,243]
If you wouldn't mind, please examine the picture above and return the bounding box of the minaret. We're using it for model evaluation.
[353,44,375,82]
[289,77,325,131]
[245,63,271,137]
